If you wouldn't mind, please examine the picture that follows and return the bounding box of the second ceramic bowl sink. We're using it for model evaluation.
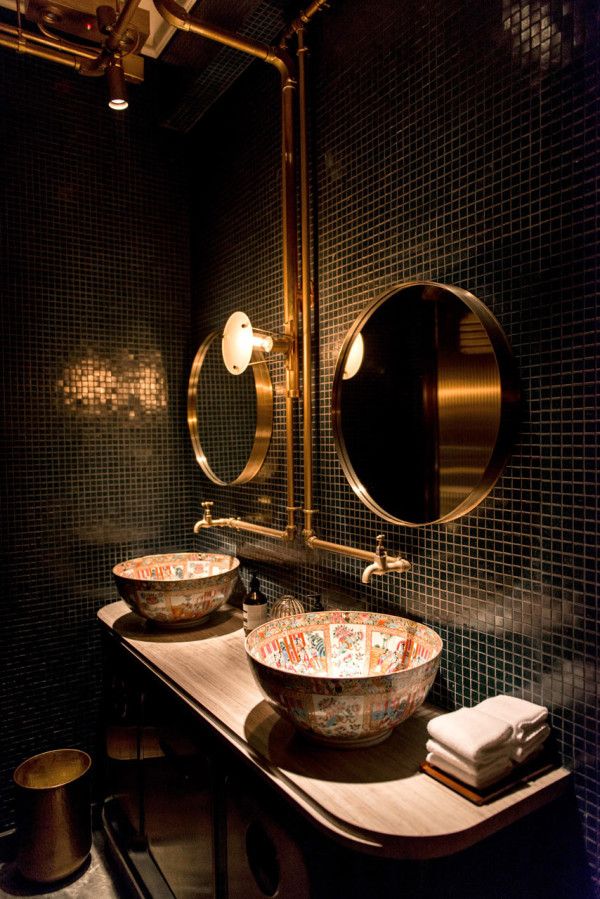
[113,551,239,629]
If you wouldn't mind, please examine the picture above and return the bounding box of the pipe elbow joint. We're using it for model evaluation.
[268,46,296,82]
[152,0,190,31]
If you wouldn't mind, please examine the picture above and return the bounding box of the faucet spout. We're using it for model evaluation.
[361,535,411,584]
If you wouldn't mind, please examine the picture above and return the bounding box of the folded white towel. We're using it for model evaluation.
[426,751,513,789]
[427,707,513,762]
[426,738,511,777]
[476,695,548,741]
[511,725,551,762]
[515,721,550,747]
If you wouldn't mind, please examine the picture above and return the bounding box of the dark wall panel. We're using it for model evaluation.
[0,54,193,828]
[188,0,599,887]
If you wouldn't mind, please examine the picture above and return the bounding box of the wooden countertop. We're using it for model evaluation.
[98,601,571,860]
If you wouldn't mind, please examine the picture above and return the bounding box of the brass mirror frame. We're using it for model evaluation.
[332,281,520,526]
[187,330,274,486]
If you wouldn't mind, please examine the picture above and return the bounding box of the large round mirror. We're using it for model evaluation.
[188,331,273,485]
[332,282,520,526]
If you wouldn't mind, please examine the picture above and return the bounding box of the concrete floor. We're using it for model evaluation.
[0,832,127,899]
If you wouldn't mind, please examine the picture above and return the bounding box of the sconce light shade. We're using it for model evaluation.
[107,57,128,111]
[222,311,277,374]
[343,332,364,380]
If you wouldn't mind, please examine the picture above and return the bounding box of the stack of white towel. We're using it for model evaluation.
[426,695,551,789]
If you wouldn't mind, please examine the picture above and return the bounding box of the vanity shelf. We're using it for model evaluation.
[98,601,570,861]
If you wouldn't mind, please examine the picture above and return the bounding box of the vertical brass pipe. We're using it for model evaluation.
[279,0,330,46]
[280,67,300,538]
[151,0,300,540]
[297,27,315,537]
[105,0,143,50]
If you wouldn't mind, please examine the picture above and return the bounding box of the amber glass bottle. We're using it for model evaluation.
[243,572,268,634]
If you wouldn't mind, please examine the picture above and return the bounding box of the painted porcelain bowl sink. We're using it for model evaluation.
[245,610,442,748]
[113,552,239,628]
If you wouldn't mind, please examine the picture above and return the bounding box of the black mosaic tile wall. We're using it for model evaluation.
[187,0,600,887]
[0,53,193,829]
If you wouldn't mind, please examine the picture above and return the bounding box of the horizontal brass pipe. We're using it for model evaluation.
[305,534,411,570]
[0,22,143,80]
[194,517,291,541]
[153,0,293,77]
[0,0,143,76]
[305,535,380,564]
[0,29,82,68]
[0,21,98,59]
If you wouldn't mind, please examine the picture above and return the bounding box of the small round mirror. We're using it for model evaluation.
[333,281,519,526]
[188,331,273,485]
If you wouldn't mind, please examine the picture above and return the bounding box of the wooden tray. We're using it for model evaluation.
[420,752,558,805]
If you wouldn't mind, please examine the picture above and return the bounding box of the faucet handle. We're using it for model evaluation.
[200,500,214,525]
[375,534,386,557]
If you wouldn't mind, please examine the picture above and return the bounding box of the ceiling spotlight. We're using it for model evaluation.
[106,56,128,111]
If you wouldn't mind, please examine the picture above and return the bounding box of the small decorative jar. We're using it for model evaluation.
[270,595,305,619]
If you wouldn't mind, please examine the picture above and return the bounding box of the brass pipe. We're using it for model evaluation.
[0,29,82,67]
[104,0,142,52]
[194,517,289,541]
[36,16,142,59]
[0,21,98,59]
[296,24,410,577]
[0,23,142,80]
[279,0,330,46]
[305,535,379,564]
[305,534,411,572]
[152,0,300,541]
[194,502,290,541]
[280,68,299,538]
[297,27,315,538]
[80,0,142,76]
[280,74,299,398]
[153,0,293,76]
[78,46,109,76]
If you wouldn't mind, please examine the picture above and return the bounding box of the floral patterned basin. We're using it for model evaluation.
[246,610,442,748]
[113,552,239,628]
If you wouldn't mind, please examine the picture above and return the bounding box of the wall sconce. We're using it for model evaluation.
[342,332,364,380]
[222,311,290,375]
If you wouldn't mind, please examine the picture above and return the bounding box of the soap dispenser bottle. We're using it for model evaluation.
[243,572,268,634]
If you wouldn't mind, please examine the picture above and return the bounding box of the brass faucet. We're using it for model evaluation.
[194,501,214,531]
[193,500,294,541]
[361,535,411,584]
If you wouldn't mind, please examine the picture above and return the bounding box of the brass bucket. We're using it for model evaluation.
[14,749,92,883]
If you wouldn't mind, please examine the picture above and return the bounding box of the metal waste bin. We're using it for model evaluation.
[14,749,92,883]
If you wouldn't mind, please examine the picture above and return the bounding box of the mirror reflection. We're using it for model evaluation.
[188,331,273,486]
[333,282,519,525]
